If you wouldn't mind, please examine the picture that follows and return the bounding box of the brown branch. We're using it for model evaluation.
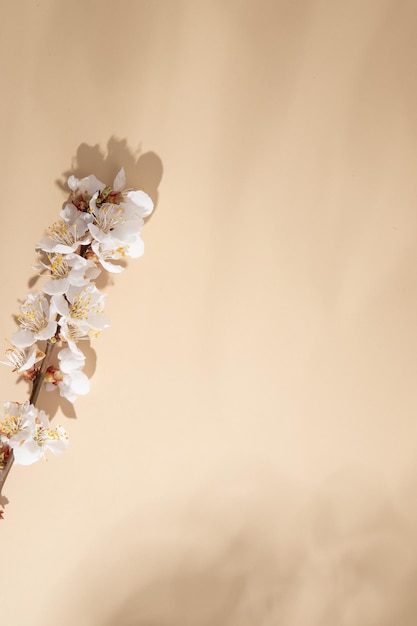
[0,339,55,494]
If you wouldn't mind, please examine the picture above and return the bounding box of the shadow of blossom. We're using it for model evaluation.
[56,136,163,213]
[36,384,77,421]
[0,493,8,509]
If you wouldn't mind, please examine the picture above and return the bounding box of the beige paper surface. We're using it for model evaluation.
[1,1,417,624]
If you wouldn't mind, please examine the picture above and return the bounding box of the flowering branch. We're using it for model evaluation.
[0,168,153,510]
[0,340,55,488]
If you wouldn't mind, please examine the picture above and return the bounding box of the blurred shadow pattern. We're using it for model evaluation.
[42,467,417,626]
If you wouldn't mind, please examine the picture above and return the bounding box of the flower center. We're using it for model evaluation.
[69,291,92,321]
[46,220,76,247]
[69,289,103,321]
[94,205,124,233]
[18,297,48,333]
[97,244,126,261]
[48,426,68,442]
[33,422,47,447]
[0,415,25,438]
[4,345,26,370]
[48,254,70,279]
[63,322,87,342]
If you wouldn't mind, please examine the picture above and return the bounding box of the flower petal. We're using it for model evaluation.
[45,426,69,456]
[67,370,89,395]
[125,190,154,217]
[42,277,70,296]
[68,174,106,196]
[98,258,125,273]
[113,167,126,192]
[35,320,57,341]
[51,294,70,317]
[12,439,42,466]
[11,329,36,348]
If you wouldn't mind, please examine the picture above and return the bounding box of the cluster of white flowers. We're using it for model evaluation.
[0,168,153,472]
[0,401,68,466]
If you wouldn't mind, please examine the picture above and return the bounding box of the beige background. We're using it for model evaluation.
[1,0,417,624]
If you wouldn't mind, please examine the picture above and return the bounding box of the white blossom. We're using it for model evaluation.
[90,237,143,272]
[87,199,143,248]
[58,348,89,402]
[58,317,89,352]
[52,284,110,336]
[41,252,100,296]
[0,401,36,448]
[68,168,122,198]
[90,241,126,273]
[67,173,106,197]
[45,348,89,403]
[0,343,45,373]
[0,402,67,466]
[36,219,90,254]
[11,293,57,348]
[120,189,154,219]
[56,370,89,403]
[113,167,154,218]
[78,167,153,250]
[60,202,93,232]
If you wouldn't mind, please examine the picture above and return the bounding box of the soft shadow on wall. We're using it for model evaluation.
[106,478,417,626]
[44,466,417,626]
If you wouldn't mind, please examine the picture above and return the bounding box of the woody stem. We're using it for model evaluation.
[0,339,55,494]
